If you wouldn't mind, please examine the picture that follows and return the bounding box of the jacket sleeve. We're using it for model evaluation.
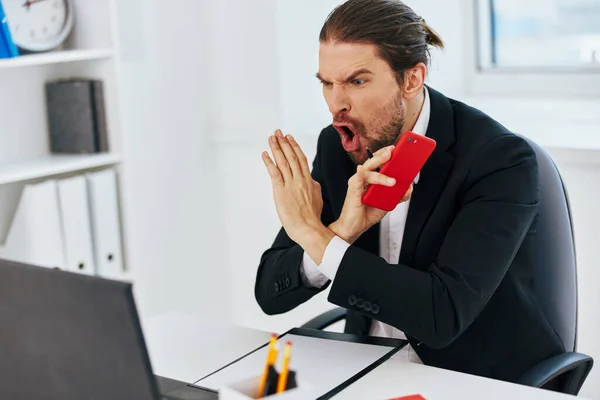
[327,135,539,348]
[254,130,336,315]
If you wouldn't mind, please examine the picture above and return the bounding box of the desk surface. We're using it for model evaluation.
[140,311,272,383]
[336,357,583,400]
[142,312,588,400]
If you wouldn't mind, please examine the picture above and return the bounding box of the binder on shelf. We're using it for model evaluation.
[57,176,96,275]
[0,1,19,59]
[0,180,65,269]
[45,79,110,154]
[91,80,109,152]
[86,169,124,279]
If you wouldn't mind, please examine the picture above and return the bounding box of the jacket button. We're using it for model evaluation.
[285,278,290,287]
[363,301,372,312]
[357,298,364,308]
[371,304,380,314]
[274,282,280,292]
[348,295,357,306]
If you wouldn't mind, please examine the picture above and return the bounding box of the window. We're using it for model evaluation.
[467,0,600,96]
[477,0,600,71]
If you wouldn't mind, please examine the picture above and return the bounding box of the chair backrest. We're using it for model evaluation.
[523,137,578,352]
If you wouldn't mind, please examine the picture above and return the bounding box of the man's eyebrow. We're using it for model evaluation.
[343,68,373,83]
[316,68,373,84]
[315,72,329,83]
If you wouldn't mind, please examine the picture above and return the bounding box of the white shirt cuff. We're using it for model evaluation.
[300,251,329,288]
[300,236,350,288]
[317,235,350,281]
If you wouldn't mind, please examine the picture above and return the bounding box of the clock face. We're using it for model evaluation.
[2,0,73,52]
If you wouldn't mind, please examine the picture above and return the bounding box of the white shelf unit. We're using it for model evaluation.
[0,0,130,279]
[0,153,124,186]
[0,48,114,69]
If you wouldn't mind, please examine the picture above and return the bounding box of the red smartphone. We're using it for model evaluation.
[361,132,436,211]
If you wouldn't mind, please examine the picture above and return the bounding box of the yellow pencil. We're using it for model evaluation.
[276,341,292,393]
[258,334,278,398]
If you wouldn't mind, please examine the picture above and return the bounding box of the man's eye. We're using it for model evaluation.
[322,81,333,87]
[351,79,365,86]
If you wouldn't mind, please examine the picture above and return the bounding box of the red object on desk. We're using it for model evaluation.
[389,395,426,400]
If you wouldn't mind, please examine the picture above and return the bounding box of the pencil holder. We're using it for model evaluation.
[219,371,314,400]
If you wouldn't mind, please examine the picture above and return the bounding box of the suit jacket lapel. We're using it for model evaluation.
[399,86,456,266]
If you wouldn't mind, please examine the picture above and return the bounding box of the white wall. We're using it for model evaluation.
[205,0,282,137]
[115,0,230,322]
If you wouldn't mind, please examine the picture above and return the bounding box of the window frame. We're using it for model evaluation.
[465,0,600,97]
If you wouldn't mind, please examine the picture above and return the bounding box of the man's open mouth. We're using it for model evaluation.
[334,124,361,152]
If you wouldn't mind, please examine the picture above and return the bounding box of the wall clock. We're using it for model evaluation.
[2,0,74,52]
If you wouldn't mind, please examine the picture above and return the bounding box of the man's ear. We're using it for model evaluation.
[403,62,427,100]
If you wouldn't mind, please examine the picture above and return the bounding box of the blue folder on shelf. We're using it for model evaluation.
[0,0,20,58]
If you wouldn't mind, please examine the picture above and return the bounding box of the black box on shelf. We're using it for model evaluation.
[45,79,109,154]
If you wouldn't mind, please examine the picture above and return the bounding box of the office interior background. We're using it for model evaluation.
[0,0,599,397]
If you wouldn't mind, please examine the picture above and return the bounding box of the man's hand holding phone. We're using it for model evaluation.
[330,145,413,244]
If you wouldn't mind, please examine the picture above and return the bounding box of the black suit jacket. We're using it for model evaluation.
[254,86,563,382]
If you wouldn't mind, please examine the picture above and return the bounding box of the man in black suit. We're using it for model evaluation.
[255,0,563,384]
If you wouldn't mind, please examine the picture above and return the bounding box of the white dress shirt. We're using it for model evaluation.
[301,87,431,364]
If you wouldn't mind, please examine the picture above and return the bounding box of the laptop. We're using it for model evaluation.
[0,258,216,400]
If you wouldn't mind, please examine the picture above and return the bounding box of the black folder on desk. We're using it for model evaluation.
[191,328,407,400]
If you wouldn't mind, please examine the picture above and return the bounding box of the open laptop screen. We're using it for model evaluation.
[0,259,161,400]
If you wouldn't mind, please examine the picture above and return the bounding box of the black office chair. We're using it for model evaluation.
[301,137,593,395]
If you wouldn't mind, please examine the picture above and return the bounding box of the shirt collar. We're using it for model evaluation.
[410,87,430,184]
[411,86,430,137]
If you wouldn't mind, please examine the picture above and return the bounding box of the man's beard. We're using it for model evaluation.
[347,95,405,165]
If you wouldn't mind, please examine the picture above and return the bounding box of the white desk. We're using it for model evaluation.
[337,358,586,400]
[142,312,588,400]
[140,311,272,383]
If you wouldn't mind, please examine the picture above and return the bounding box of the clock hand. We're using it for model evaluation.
[23,0,50,10]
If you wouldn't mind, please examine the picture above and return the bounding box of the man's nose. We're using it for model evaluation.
[328,85,351,115]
